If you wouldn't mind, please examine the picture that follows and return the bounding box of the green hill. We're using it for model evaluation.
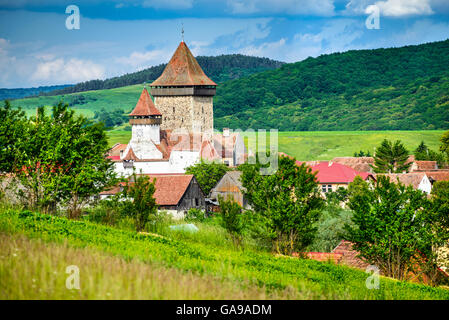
[42,54,284,96]
[214,39,449,130]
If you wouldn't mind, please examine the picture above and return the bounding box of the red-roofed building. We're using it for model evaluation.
[100,174,205,219]
[310,161,375,194]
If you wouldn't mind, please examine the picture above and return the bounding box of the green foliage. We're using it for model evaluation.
[218,196,244,246]
[122,173,158,232]
[185,160,230,195]
[372,139,411,173]
[440,130,449,159]
[185,208,205,222]
[93,108,128,129]
[241,155,325,255]
[353,150,372,157]
[214,40,449,130]
[414,141,447,167]
[9,102,117,217]
[0,100,27,172]
[345,176,448,284]
[2,208,449,299]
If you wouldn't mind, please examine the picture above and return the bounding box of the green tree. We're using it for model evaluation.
[13,103,117,217]
[345,175,446,283]
[440,130,449,160]
[122,172,158,232]
[372,139,411,173]
[218,195,244,247]
[185,160,229,195]
[414,141,447,167]
[241,155,324,255]
[0,100,27,173]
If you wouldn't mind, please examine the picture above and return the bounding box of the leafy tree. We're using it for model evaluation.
[13,103,117,217]
[218,196,244,246]
[241,155,324,255]
[344,175,447,283]
[372,139,411,173]
[0,100,27,173]
[122,172,158,232]
[185,160,229,195]
[440,130,449,160]
[414,141,447,167]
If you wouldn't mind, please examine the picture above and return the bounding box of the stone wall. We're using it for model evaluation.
[154,95,213,134]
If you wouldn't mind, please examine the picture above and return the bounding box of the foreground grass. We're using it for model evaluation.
[1,208,448,300]
[0,233,295,299]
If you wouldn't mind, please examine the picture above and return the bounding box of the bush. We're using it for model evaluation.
[185,208,205,222]
[218,196,244,247]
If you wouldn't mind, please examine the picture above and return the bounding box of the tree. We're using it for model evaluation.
[440,130,449,160]
[240,155,324,255]
[13,103,117,217]
[185,160,229,195]
[122,172,158,232]
[344,175,446,283]
[218,196,244,247]
[0,100,27,173]
[414,141,447,168]
[372,139,411,173]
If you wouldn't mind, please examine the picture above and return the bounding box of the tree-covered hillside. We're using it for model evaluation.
[0,85,72,101]
[44,54,284,96]
[214,39,449,130]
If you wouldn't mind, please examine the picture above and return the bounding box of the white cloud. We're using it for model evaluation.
[344,0,435,16]
[31,58,105,83]
[238,19,364,62]
[375,0,433,17]
[115,49,168,70]
[226,0,335,16]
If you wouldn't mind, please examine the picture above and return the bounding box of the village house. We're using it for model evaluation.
[209,171,250,209]
[99,174,205,219]
[107,40,246,177]
[377,172,433,194]
[309,161,375,195]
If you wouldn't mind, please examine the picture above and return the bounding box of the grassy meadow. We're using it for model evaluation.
[1,208,448,300]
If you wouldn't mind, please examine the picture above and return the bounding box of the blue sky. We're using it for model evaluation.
[0,0,448,88]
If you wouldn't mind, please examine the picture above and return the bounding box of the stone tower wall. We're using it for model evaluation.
[154,95,213,134]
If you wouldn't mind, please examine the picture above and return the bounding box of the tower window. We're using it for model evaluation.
[173,107,175,113]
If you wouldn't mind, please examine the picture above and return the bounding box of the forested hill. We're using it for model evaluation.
[44,54,284,96]
[214,39,449,131]
[0,85,72,101]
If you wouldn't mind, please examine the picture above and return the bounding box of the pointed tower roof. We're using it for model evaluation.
[129,88,162,117]
[151,41,217,87]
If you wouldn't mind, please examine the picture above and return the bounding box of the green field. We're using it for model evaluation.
[107,130,445,161]
[1,208,448,300]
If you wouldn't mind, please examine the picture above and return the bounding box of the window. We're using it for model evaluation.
[322,184,333,193]
[322,185,327,193]
[327,185,332,192]
[195,198,199,207]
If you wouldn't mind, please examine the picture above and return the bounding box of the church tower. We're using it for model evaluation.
[125,87,163,160]
[150,41,216,136]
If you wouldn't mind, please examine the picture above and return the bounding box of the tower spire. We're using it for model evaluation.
[181,23,184,42]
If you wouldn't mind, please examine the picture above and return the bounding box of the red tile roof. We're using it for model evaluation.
[100,174,196,206]
[332,240,370,270]
[129,88,162,117]
[411,161,438,172]
[426,171,449,182]
[151,41,216,87]
[332,157,374,173]
[122,147,138,161]
[311,161,373,184]
[377,172,427,189]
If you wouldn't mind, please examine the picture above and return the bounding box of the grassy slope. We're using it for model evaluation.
[107,130,445,161]
[1,208,448,300]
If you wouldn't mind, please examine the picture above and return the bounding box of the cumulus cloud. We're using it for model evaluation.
[31,58,105,83]
[226,0,335,16]
[115,50,168,70]
[345,0,434,16]
[239,19,364,62]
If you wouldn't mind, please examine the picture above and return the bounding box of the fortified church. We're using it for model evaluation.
[108,40,246,177]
